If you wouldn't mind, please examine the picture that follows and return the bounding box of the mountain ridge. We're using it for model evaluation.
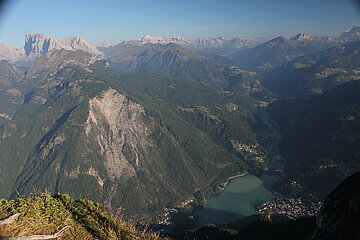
[0,49,263,221]
[230,36,339,70]
[263,40,360,97]
[101,42,231,89]
[0,25,358,65]
[0,34,102,65]
[24,33,102,57]
[339,25,360,40]
[268,80,360,199]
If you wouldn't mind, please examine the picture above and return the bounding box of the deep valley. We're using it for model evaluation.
[0,16,359,239]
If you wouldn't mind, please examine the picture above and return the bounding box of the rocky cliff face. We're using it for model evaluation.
[312,172,360,240]
[12,85,159,211]
[24,33,101,57]
[85,88,153,180]
[0,34,102,66]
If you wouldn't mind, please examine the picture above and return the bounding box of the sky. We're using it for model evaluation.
[0,0,359,47]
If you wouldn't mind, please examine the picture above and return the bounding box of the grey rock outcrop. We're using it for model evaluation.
[0,34,101,65]
[24,33,101,57]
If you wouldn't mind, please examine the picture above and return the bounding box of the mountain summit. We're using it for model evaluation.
[24,33,101,57]
[290,33,339,42]
[340,25,360,40]
[133,35,188,45]
[0,42,25,62]
[262,36,294,49]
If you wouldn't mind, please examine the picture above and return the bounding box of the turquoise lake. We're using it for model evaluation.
[194,174,277,225]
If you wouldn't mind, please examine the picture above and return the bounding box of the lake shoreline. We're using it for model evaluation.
[157,173,278,233]
[222,172,248,188]
[194,173,276,226]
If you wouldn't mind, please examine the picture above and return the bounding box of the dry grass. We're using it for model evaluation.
[0,193,166,240]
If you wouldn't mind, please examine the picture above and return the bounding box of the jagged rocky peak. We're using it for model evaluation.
[228,37,254,48]
[24,33,102,57]
[65,35,83,44]
[0,42,25,62]
[136,34,188,45]
[63,36,102,55]
[290,33,313,41]
[290,33,340,42]
[340,25,360,40]
[25,33,57,56]
[195,36,226,46]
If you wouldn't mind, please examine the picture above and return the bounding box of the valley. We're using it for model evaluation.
[0,15,359,239]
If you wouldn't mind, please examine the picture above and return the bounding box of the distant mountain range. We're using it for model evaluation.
[264,41,360,97]
[98,35,264,56]
[229,36,343,71]
[339,25,360,40]
[290,33,339,42]
[100,42,232,89]
[24,33,101,56]
[0,33,101,65]
[0,34,261,69]
[0,43,25,62]
[102,25,360,54]
[288,25,360,43]
[228,25,360,71]
[1,25,359,67]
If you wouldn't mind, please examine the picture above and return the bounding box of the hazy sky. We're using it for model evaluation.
[0,0,359,47]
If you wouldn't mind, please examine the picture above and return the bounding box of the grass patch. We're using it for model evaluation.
[0,193,165,240]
